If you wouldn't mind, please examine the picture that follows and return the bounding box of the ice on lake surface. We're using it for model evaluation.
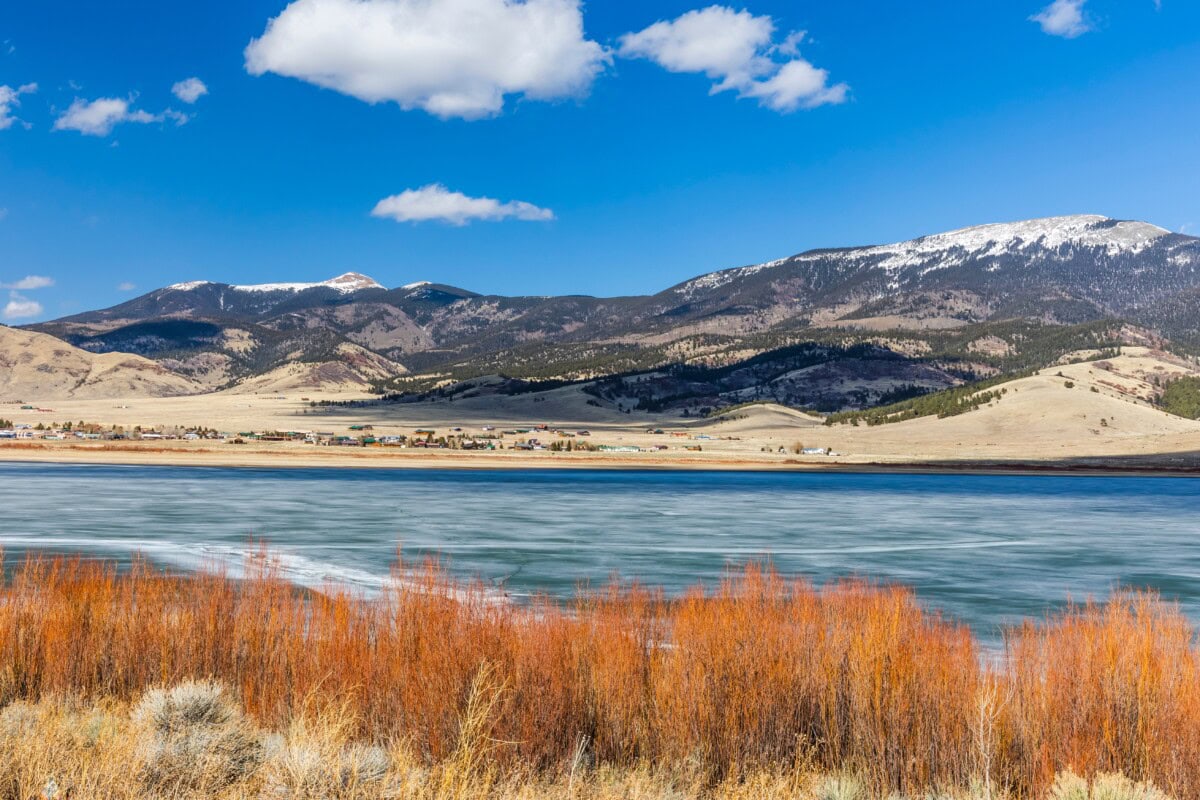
[3,462,1198,642]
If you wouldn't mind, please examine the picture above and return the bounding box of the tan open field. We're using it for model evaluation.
[3,347,1200,472]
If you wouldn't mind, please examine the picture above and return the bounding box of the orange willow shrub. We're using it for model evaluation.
[1004,593,1200,799]
[646,568,978,791]
[0,554,1199,798]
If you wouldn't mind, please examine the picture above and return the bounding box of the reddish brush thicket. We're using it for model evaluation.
[0,554,1196,798]
[1003,593,1200,794]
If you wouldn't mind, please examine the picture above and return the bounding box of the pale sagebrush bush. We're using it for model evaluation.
[132,679,262,793]
[256,698,393,798]
[260,737,392,798]
[1089,773,1171,800]
[814,774,867,800]
[1048,771,1172,800]
[339,743,391,785]
[134,679,237,731]
[261,739,324,798]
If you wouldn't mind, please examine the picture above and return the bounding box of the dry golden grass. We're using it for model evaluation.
[0,555,1193,799]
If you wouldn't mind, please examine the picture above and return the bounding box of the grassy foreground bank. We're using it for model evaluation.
[0,556,1196,799]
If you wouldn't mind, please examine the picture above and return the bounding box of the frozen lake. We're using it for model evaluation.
[2,462,1198,640]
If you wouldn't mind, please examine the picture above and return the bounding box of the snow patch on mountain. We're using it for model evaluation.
[675,215,1174,301]
[861,215,1169,274]
[168,272,383,294]
[675,257,789,300]
[233,272,383,293]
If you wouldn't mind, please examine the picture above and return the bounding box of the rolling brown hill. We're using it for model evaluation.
[0,325,203,400]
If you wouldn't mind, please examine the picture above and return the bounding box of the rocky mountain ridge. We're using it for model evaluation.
[23,215,1200,407]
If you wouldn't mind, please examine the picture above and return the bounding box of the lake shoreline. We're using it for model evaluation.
[2,441,1199,477]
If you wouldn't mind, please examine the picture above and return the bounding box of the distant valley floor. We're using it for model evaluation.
[4,348,1200,475]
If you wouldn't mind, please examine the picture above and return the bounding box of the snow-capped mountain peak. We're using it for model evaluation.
[860,215,1170,272]
[167,272,383,294]
[231,272,383,293]
[672,215,1178,301]
[319,272,384,292]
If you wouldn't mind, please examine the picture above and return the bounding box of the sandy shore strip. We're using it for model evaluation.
[0,440,868,471]
[3,440,1200,476]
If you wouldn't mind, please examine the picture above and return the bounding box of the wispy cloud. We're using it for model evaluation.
[371,184,554,225]
[0,275,54,290]
[3,291,43,320]
[0,82,37,130]
[1031,0,1092,38]
[53,96,188,137]
[618,7,847,112]
[117,281,138,292]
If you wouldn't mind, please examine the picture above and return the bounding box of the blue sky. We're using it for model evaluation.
[1,0,1198,321]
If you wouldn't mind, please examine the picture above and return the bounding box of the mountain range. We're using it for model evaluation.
[18,214,1200,411]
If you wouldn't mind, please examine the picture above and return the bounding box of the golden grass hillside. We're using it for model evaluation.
[0,326,202,400]
[0,555,1196,798]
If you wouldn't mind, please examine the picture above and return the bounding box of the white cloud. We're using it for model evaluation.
[1031,0,1092,38]
[618,7,847,112]
[244,0,609,120]
[172,77,208,104]
[53,96,190,137]
[117,281,137,292]
[0,82,37,130]
[740,58,848,111]
[54,97,164,136]
[620,6,774,88]
[371,184,554,225]
[0,208,8,221]
[0,275,54,290]
[3,291,42,320]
